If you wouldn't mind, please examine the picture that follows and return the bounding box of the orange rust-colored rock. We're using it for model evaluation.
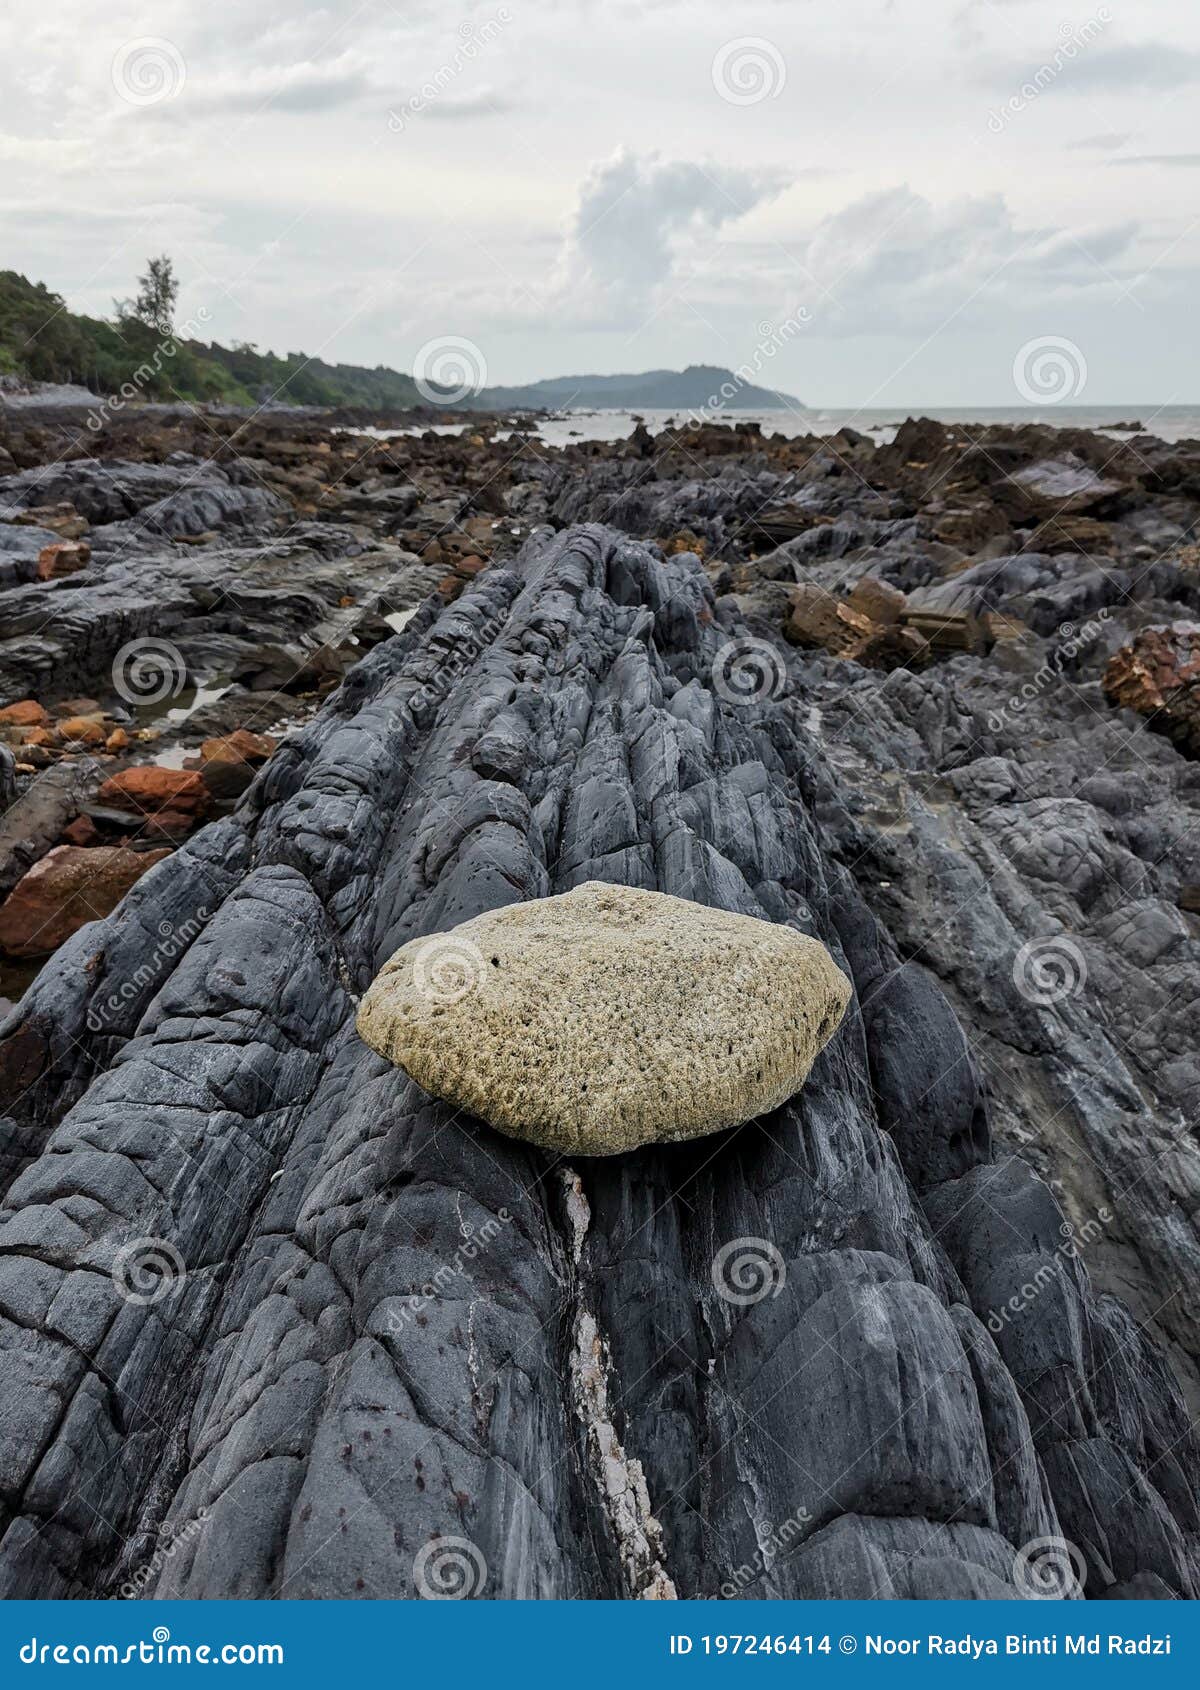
[437,554,488,600]
[785,587,881,653]
[97,765,210,819]
[0,700,50,728]
[61,815,101,848]
[1022,514,1114,556]
[137,808,202,843]
[784,581,930,672]
[13,503,88,540]
[37,540,91,579]
[663,530,707,559]
[58,717,106,747]
[199,728,277,766]
[0,845,171,959]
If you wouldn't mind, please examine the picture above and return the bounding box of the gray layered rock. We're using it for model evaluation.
[0,524,1196,1602]
[0,527,435,706]
[789,581,1200,1420]
[0,457,281,535]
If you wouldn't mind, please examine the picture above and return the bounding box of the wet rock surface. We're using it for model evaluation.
[0,404,1199,1601]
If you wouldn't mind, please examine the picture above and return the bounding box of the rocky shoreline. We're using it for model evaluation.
[0,401,1198,1599]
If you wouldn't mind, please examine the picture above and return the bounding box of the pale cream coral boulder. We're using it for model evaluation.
[355,881,852,1156]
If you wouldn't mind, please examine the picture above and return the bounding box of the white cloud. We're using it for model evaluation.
[550,148,788,322]
[1043,41,1200,92]
[794,186,1141,334]
[175,52,381,115]
[1109,153,1200,169]
[1067,132,1133,151]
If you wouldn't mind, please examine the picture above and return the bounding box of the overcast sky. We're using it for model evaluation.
[3,0,1199,404]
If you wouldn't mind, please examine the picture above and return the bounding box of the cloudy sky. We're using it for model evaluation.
[2,0,1199,404]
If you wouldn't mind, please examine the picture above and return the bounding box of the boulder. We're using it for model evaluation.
[0,700,49,729]
[1003,456,1122,518]
[60,815,100,847]
[784,583,928,671]
[1022,514,1114,555]
[199,728,277,766]
[784,584,861,652]
[198,729,278,799]
[356,880,851,1155]
[96,765,210,819]
[198,760,253,801]
[57,716,105,747]
[0,844,171,958]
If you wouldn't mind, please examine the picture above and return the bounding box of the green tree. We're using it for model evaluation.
[117,255,179,336]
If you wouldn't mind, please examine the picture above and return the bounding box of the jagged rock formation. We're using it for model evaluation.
[0,506,425,707]
[544,425,1200,1442]
[0,524,1196,1600]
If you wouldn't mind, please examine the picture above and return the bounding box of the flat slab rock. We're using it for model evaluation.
[0,523,1196,1603]
[356,881,851,1155]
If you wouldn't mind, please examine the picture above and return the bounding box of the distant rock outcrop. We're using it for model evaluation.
[475,363,804,412]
